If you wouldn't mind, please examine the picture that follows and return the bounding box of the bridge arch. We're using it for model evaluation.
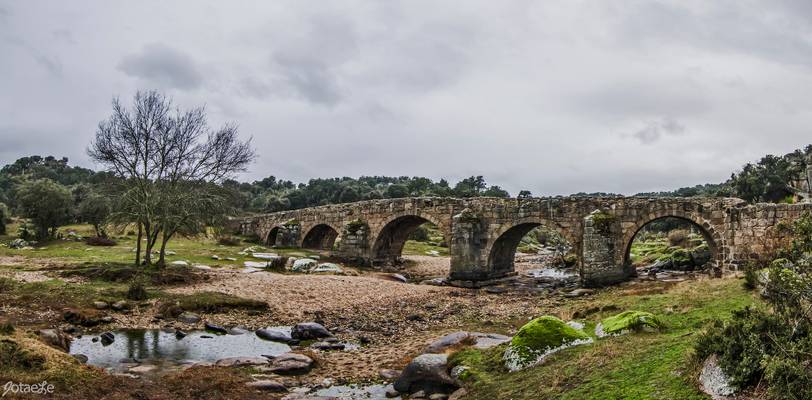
[371,213,449,266]
[266,226,282,246]
[301,223,341,250]
[484,217,578,275]
[621,211,724,267]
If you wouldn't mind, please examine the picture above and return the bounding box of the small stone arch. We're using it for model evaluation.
[301,223,341,250]
[370,212,450,266]
[484,217,578,275]
[621,211,724,267]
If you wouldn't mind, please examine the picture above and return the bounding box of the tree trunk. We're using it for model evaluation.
[135,223,143,266]
[157,231,173,267]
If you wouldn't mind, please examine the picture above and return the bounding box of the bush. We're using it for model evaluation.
[667,229,689,247]
[267,256,288,270]
[0,339,45,371]
[126,278,148,301]
[217,236,241,246]
[85,236,117,246]
[408,226,430,242]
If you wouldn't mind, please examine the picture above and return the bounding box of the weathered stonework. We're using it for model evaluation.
[238,196,812,287]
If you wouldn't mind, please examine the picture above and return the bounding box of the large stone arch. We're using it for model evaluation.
[300,223,342,250]
[483,217,579,275]
[620,211,725,267]
[370,212,450,266]
[266,226,282,246]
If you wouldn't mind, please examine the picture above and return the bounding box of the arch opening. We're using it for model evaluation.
[302,224,339,251]
[266,227,280,247]
[372,215,447,267]
[488,223,576,276]
[625,216,719,272]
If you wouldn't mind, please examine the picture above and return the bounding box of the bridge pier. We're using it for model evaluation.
[580,210,635,288]
[447,209,517,288]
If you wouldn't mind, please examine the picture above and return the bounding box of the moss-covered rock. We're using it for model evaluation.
[503,316,591,371]
[596,311,663,337]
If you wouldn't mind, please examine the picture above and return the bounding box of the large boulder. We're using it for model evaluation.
[291,322,332,340]
[690,244,712,267]
[503,316,591,371]
[394,353,459,395]
[291,258,317,272]
[38,329,71,352]
[214,357,269,367]
[595,311,663,337]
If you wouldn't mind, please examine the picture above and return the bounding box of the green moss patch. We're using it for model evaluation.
[597,311,663,337]
[504,316,591,371]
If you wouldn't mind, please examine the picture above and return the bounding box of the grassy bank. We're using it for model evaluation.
[451,277,755,400]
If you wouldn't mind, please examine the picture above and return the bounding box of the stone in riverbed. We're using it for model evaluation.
[246,380,287,392]
[380,369,402,381]
[311,341,345,351]
[170,260,188,266]
[262,353,314,375]
[423,331,511,354]
[204,322,228,334]
[129,364,158,373]
[256,327,296,343]
[100,331,116,346]
[63,308,101,327]
[72,354,88,364]
[111,300,129,311]
[699,354,736,399]
[394,353,458,395]
[503,316,591,371]
[291,322,332,340]
[93,301,109,310]
[177,312,201,324]
[311,263,342,273]
[214,357,269,367]
[291,258,317,272]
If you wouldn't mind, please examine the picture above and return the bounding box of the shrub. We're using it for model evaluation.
[667,229,689,247]
[85,236,117,246]
[408,226,430,242]
[126,278,148,301]
[267,256,288,271]
[217,236,241,246]
[0,339,45,371]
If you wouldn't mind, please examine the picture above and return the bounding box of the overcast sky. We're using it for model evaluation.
[1,1,811,196]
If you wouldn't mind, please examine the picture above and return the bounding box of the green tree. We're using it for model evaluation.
[0,202,7,235]
[386,184,410,198]
[16,179,73,239]
[77,193,111,237]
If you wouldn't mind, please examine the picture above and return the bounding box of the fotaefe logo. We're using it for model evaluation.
[2,381,54,397]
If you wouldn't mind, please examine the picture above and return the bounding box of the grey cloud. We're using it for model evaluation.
[33,53,62,77]
[118,44,203,90]
[628,118,686,145]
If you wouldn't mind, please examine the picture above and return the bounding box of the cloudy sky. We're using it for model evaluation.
[1,1,811,195]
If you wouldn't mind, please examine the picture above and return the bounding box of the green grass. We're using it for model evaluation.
[450,277,756,400]
[402,240,449,256]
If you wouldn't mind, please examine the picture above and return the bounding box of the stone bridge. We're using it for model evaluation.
[236,197,812,287]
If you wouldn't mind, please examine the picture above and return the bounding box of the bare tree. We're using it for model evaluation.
[89,90,255,266]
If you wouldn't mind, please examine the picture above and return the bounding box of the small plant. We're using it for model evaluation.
[267,256,288,270]
[126,278,148,300]
[0,323,14,335]
[667,229,689,247]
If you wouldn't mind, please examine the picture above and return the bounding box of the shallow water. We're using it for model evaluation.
[311,384,400,399]
[69,329,290,368]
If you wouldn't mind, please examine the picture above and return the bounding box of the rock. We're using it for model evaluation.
[111,300,129,311]
[263,353,314,375]
[63,308,101,327]
[391,273,408,283]
[420,278,447,286]
[246,380,287,392]
[385,388,400,398]
[256,327,296,343]
[100,332,116,346]
[699,354,736,399]
[285,257,297,269]
[690,244,712,267]
[192,264,211,270]
[211,255,221,260]
[424,331,511,354]
[62,325,80,334]
[9,238,29,249]
[429,394,448,400]
[177,312,201,324]
[595,311,663,337]
[406,314,424,322]
[204,322,228,334]
[100,316,114,323]
[311,341,345,351]
[503,316,591,371]
[129,364,158,373]
[214,357,269,367]
[291,258,317,272]
[170,260,188,266]
[252,253,279,260]
[175,330,187,339]
[228,327,251,335]
[412,390,427,399]
[244,261,268,268]
[311,263,342,273]
[92,301,109,310]
[394,353,458,395]
[448,388,468,400]
[484,286,506,294]
[165,251,177,255]
[72,354,88,364]
[379,369,401,381]
[564,288,594,298]
[38,329,71,352]
[291,322,332,340]
[225,257,237,261]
